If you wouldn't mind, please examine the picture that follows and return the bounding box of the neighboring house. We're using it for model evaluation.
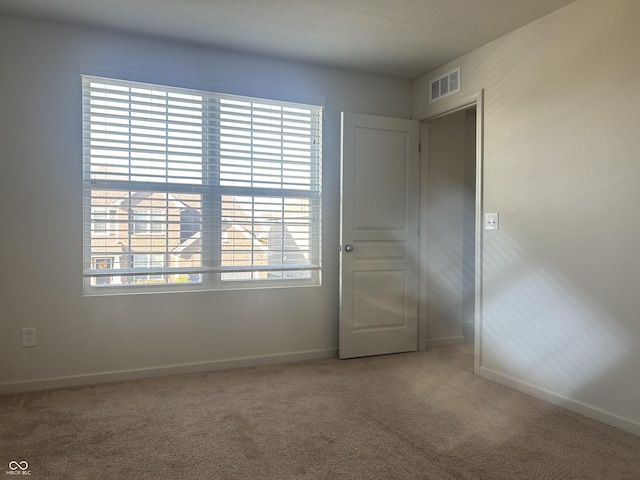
[90,191,308,285]
[90,191,202,285]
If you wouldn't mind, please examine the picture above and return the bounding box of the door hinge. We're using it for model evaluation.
[418,142,422,153]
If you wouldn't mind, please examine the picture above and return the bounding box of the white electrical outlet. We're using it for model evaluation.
[22,327,36,347]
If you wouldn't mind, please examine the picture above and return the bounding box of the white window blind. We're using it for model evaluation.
[82,75,322,293]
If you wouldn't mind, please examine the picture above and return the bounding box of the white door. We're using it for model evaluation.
[339,112,420,359]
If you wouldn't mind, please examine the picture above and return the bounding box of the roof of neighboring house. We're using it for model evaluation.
[111,191,199,211]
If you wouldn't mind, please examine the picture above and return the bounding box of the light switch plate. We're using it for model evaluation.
[22,327,36,347]
[485,212,499,230]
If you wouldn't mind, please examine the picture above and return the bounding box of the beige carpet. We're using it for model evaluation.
[2,345,639,479]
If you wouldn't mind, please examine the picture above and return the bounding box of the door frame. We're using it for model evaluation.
[418,90,484,375]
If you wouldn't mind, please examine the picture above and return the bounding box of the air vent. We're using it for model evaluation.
[429,67,461,103]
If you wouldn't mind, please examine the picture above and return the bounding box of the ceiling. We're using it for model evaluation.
[0,0,576,79]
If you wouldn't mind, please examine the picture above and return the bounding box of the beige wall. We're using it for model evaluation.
[0,14,412,391]
[414,0,640,434]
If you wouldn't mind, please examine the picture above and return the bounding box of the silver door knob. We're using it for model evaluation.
[345,244,355,253]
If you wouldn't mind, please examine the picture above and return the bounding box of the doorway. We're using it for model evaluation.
[419,99,482,371]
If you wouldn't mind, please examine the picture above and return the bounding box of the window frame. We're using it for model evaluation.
[82,74,323,295]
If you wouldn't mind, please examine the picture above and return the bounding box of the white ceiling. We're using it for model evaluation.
[0,0,576,79]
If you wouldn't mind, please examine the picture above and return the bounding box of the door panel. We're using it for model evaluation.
[353,270,408,330]
[353,128,408,229]
[353,241,407,262]
[340,112,419,359]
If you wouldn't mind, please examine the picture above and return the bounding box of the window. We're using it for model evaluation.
[91,208,117,235]
[82,75,322,293]
[132,209,164,234]
[131,254,165,281]
[93,257,113,285]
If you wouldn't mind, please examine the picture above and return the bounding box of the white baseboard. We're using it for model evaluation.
[479,366,640,437]
[424,336,465,348]
[0,348,337,395]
